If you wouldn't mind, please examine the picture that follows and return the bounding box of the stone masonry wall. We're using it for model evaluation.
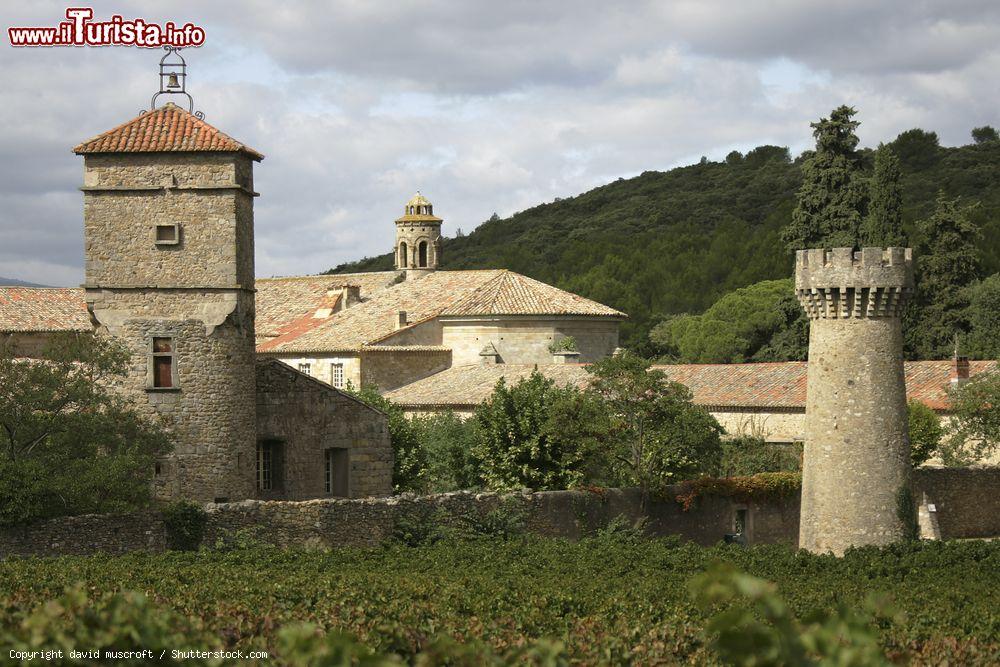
[4,468,994,558]
[256,360,392,500]
[441,317,619,366]
[361,349,452,392]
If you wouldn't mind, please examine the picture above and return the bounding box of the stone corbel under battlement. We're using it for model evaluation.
[86,290,239,336]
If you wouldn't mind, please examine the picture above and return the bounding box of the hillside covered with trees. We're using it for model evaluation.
[332,121,1000,356]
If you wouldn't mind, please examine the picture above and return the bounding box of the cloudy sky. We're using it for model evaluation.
[2,1,999,286]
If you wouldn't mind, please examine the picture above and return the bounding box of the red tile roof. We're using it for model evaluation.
[73,103,264,160]
[652,361,998,412]
[386,360,996,413]
[0,287,90,333]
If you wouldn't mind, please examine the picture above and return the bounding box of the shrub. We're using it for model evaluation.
[716,436,801,477]
[411,412,481,492]
[907,401,943,466]
[675,472,802,511]
[162,500,208,551]
[474,372,604,491]
[0,333,172,526]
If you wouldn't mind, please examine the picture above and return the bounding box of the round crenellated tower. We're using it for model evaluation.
[395,192,443,280]
[795,247,915,555]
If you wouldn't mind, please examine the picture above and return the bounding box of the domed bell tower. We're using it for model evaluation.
[395,192,443,280]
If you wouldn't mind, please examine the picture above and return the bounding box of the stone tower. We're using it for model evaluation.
[73,102,264,502]
[795,247,915,555]
[395,192,443,280]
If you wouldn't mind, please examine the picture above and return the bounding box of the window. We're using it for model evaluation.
[330,362,345,388]
[151,337,175,388]
[418,241,428,267]
[399,242,408,267]
[154,223,180,245]
[298,362,311,376]
[325,448,349,496]
[257,440,283,492]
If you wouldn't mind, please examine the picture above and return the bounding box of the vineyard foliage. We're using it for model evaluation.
[0,538,997,665]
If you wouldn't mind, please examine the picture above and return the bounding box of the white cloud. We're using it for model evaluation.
[1,1,999,284]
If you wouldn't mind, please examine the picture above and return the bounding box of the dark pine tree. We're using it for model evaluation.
[782,105,867,251]
[905,193,983,359]
[860,143,906,247]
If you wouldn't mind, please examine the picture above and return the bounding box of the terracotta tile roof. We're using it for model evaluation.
[443,271,626,317]
[654,362,808,410]
[653,361,998,412]
[255,272,400,342]
[386,360,997,413]
[0,287,90,333]
[72,103,264,160]
[258,269,623,354]
[383,363,592,408]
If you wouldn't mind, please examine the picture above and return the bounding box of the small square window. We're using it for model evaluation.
[298,363,311,376]
[155,223,180,245]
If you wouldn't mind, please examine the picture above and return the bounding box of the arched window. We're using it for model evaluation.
[399,242,408,268]
[418,241,428,267]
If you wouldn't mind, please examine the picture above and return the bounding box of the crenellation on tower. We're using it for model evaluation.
[795,247,914,320]
[796,246,915,555]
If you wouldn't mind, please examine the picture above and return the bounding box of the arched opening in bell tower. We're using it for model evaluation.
[399,242,408,268]
[418,241,428,267]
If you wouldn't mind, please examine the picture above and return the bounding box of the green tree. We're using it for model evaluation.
[907,401,943,467]
[939,371,1000,465]
[411,412,481,492]
[473,372,605,491]
[345,385,426,493]
[782,105,867,250]
[890,128,940,170]
[906,193,983,358]
[586,352,723,493]
[971,125,999,145]
[0,333,171,527]
[966,273,1000,359]
[650,279,806,363]
[861,143,906,247]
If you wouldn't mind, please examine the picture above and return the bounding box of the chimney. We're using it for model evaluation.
[950,355,970,386]
[341,284,360,309]
[395,310,408,329]
[552,349,581,365]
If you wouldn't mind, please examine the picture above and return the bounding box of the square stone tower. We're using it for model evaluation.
[73,103,264,502]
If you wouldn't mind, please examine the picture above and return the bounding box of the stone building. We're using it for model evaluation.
[1,102,392,503]
[255,191,626,392]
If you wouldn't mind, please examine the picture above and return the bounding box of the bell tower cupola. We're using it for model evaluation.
[395,191,443,280]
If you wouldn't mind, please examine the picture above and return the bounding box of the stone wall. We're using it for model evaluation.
[2,468,995,558]
[361,348,452,392]
[914,467,1000,540]
[441,316,620,366]
[256,360,393,500]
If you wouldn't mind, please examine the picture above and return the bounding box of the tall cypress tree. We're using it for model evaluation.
[861,143,905,247]
[782,105,867,250]
[905,193,983,359]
